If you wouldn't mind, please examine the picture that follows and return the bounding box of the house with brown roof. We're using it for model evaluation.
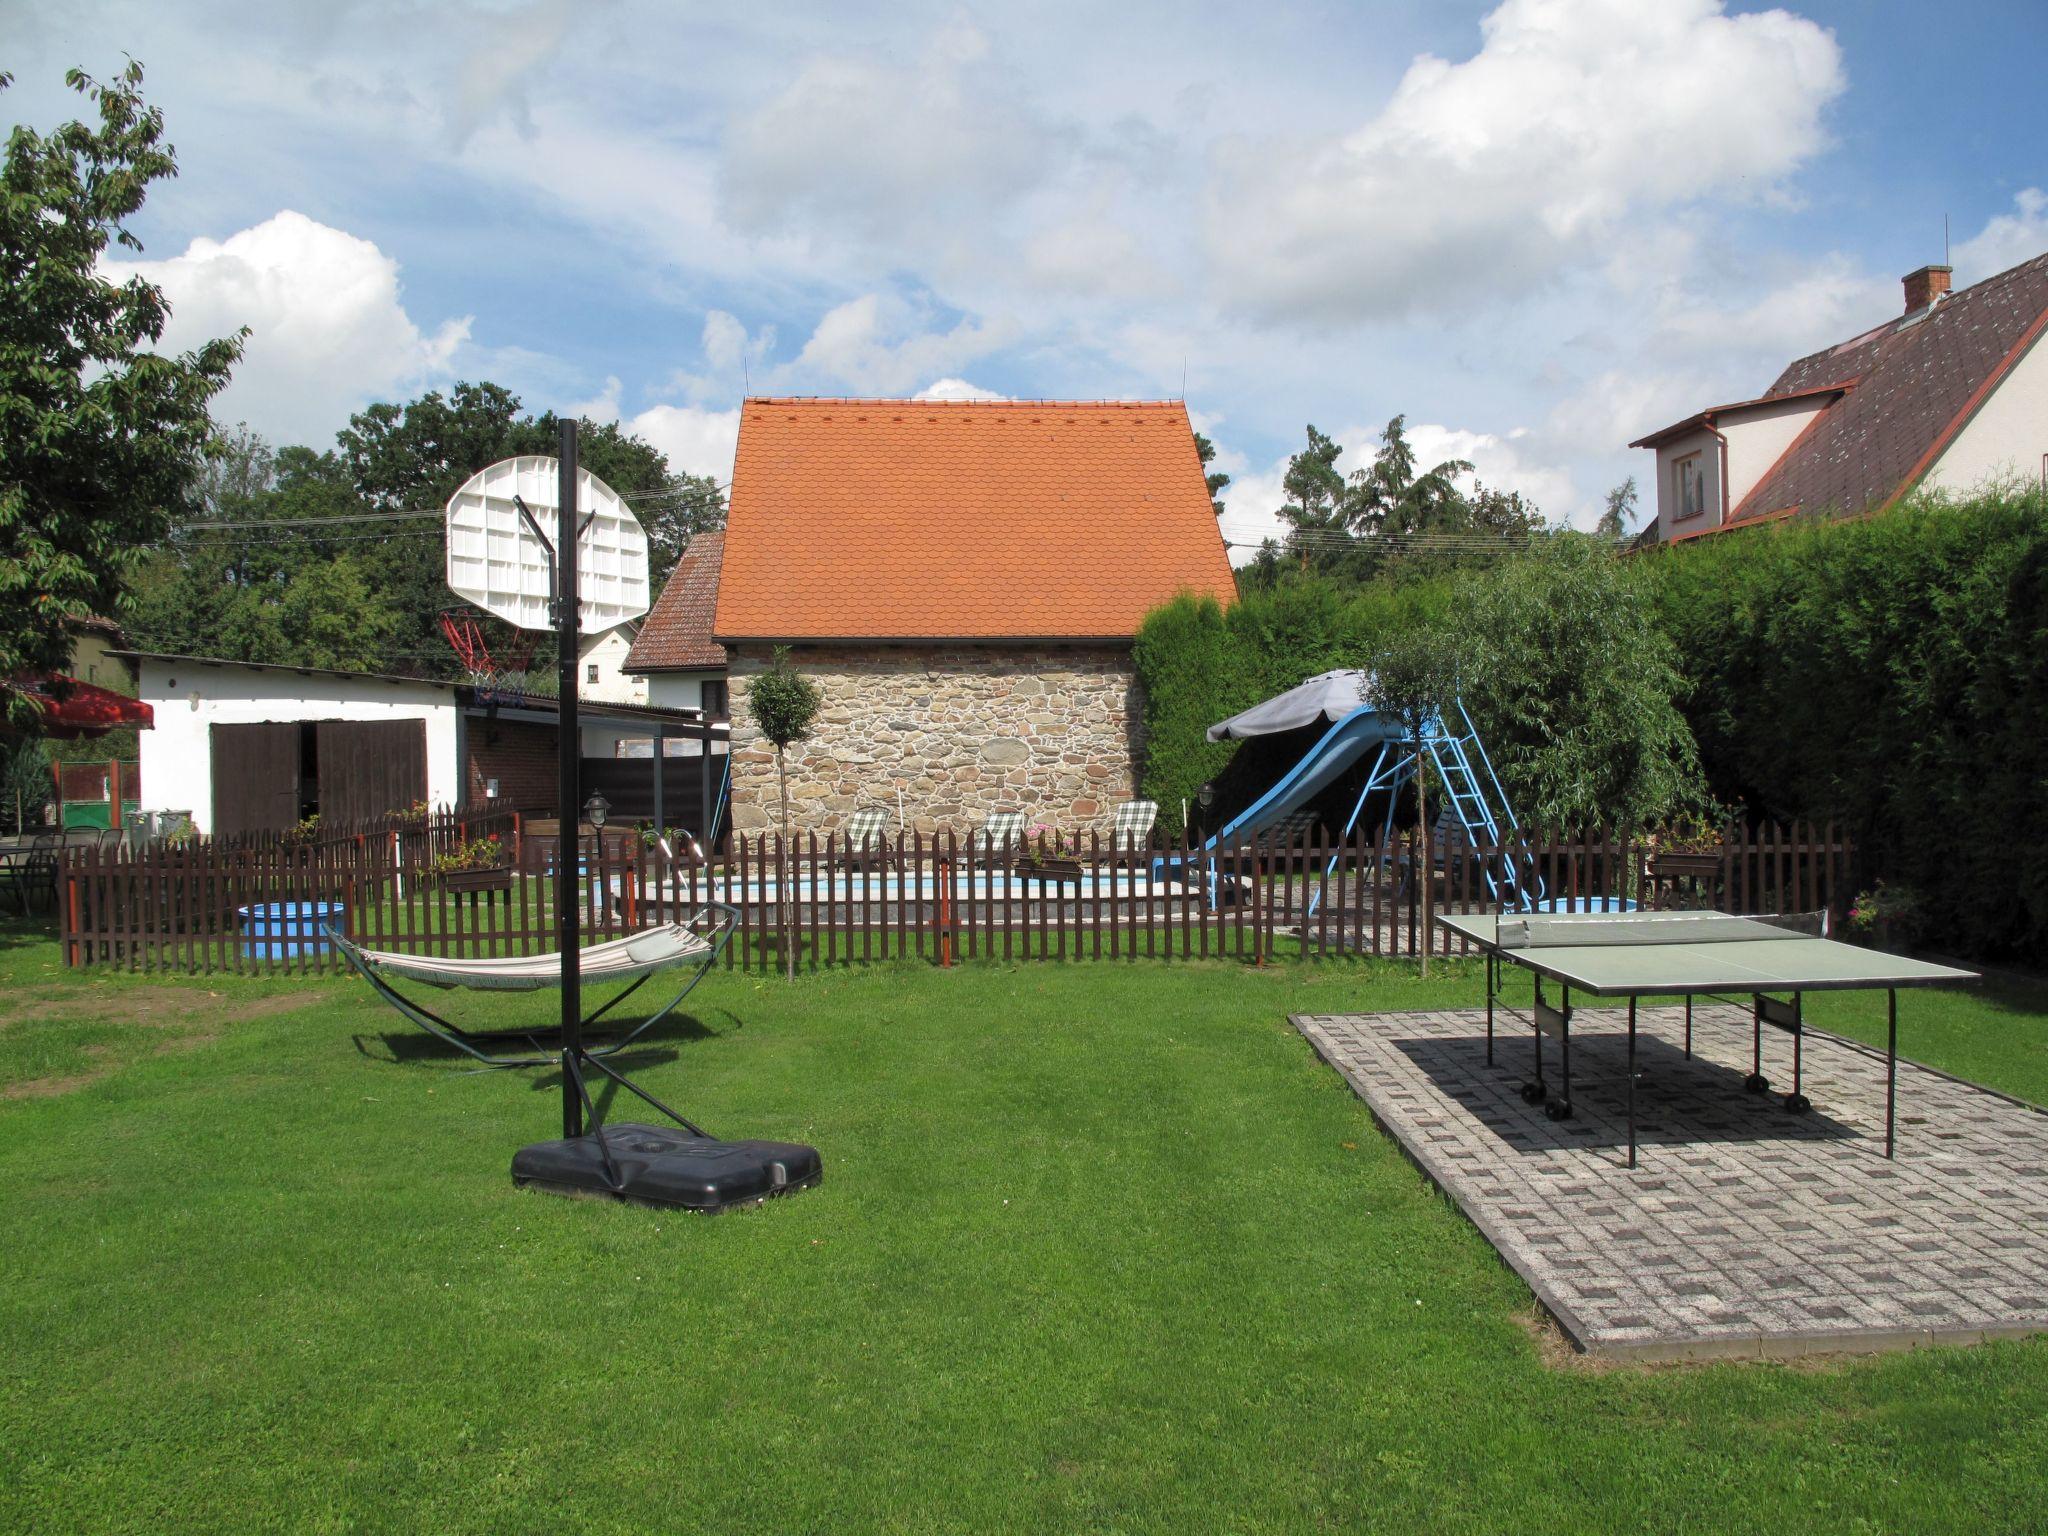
[1631,252,2048,542]
[706,397,1237,833]
[622,530,728,730]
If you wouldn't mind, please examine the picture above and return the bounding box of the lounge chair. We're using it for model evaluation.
[1107,799,1158,854]
[329,903,738,1069]
[969,808,1027,869]
[836,806,894,872]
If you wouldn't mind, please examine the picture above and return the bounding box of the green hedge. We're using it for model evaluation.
[1647,492,2048,957]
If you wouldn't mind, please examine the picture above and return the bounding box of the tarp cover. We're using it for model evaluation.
[1207,669,1375,741]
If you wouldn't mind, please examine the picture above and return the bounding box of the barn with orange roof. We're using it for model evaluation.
[700,396,1237,834]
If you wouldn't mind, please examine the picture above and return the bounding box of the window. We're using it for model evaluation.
[586,663,600,683]
[702,680,729,718]
[1673,452,1707,521]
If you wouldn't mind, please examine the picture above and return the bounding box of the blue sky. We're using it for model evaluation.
[12,0,2048,550]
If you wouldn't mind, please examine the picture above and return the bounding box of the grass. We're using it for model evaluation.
[2,924,2047,1533]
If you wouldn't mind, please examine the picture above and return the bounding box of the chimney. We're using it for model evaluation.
[1903,264,1952,314]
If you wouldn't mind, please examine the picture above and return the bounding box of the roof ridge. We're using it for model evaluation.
[742,396,1189,408]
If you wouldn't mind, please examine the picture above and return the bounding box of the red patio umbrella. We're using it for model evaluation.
[7,675,153,739]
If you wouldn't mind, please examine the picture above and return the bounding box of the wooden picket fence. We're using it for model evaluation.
[58,820,1855,976]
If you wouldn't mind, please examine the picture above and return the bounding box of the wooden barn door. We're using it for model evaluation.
[316,719,428,828]
[210,722,302,835]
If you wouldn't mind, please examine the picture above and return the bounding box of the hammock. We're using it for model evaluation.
[330,905,737,1068]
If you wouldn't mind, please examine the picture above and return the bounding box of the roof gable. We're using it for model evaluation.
[1733,251,2048,522]
[712,398,1237,642]
[625,531,726,671]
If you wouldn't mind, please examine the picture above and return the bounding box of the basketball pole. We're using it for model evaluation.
[555,420,583,1139]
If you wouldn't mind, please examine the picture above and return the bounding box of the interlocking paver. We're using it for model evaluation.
[1294,1003,2048,1360]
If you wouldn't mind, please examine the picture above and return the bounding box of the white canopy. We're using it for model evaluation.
[1206,669,1378,742]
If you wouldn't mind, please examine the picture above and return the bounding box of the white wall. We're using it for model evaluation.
[134,658,462,832]
[1720,396,1829,514]
[1925,333,2048,496]
[644,671,715,714]
[577,625,648,705]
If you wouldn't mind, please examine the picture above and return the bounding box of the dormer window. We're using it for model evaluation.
[1674,452,1706,521]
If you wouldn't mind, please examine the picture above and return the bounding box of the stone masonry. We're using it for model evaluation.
[725,643,1142,834]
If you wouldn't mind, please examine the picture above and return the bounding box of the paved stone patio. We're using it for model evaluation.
[1294,1003,2048,1360]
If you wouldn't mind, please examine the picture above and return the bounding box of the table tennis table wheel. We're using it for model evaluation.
[1743,1073,1771,1094]
[1782,1092,1812,1114]
[1544,1098,1573,1121]
[1520,1081,1546,1105]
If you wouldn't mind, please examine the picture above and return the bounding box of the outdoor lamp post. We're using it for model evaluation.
[1197,781,1216,832]
[584,791,611,829]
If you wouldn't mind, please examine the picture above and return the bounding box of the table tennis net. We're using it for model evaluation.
[1492,911,1828,950]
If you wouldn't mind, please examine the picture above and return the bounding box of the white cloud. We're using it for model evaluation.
[102,210,471,444]
[1954,189,2048,285]
[913,378,1008,401]
[784,294,1009,395]
[1206,0,1845,323]
[719,20,1057,250]
[573,377,741,482]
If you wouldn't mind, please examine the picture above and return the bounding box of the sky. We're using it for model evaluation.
[11,0,2048,556]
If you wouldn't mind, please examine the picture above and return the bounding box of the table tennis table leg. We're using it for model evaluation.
[1544,985,1574,1122]
[1783,993,1811,1114]
[1521,975,1547,1105]
[1627,995,1637,1170]
[1683,995,1692,1060]
[1886,989,1897,1159]
[1485,952,1495,1066]
[1744,996,1770,1094]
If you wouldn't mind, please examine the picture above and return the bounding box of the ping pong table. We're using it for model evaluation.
[1435,909,1978,1168]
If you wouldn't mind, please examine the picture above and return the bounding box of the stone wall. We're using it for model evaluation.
[725,644,1142,834]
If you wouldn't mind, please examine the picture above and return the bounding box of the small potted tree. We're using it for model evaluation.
[748,646,822,979]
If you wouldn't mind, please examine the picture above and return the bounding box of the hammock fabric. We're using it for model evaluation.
[330,907,737,1069]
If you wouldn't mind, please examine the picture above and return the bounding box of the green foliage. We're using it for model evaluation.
[1463,534,1706,829]
[1257,416,1546,589]
[1648,491,2048,957]
[1129,592,1239,836]
[128,387,685,679]
[749,646,822,750]
[0,62,240,723]
[1,736,53,832]
[641,472,728,585]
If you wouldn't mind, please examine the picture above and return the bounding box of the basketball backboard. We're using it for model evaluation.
[445,455,651,634]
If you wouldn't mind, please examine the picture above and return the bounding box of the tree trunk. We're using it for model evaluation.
[778,745,794,980]
[1415,731,1430,979]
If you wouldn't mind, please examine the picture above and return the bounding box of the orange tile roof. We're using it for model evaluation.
[625,531,726,671]
[713,398,1237,642]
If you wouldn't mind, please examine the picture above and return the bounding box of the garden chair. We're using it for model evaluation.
[835,806,895,873]
[969,808,1027,870]
[1106,800,1158,855]
[329,902,739,1069]
[0,833,62,917]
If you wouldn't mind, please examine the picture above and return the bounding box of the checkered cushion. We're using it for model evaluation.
[1109,800,1157,849]
[844,806,890,851]
[974,809,1027,855]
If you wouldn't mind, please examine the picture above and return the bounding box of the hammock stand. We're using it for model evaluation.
[328,903,738,1070]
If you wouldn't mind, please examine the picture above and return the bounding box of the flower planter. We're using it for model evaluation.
[1016,857,1084,883]
[1648,850,1725,879]
[432,867,513,894]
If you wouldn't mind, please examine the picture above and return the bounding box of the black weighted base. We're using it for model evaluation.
[1520,1081,1546,1105]
[1743,1073,1771,1094]
[1782,1093,1812,1115]
[513,1123,823,1211]
[1544,1098,1574,1121]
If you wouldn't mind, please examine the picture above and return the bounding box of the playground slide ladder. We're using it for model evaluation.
[1421,703,1544,909]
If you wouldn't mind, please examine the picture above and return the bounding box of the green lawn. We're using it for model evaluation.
[3,924,2047,1534]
